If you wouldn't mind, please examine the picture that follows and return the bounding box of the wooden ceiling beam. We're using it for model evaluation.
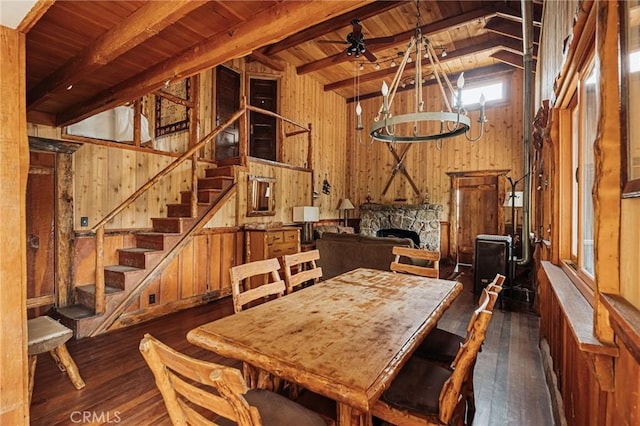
[490,50,537,70]
[297,6,497,75]
[56,0,373,126]
[262,1,401,56]
[324,35,517,92]
[498,36,539,59]
[493,3,543,27]
[347,63,514,102]
[248,51,285,72]
[485,17,541,43]
[27,0,207,110]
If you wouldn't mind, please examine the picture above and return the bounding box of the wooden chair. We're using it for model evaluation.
[390,246,440,278]
[413,274,505,423]
[139,334,326,426]
[371,292,494,426]
[229,258,286,313]
[282,249,323,294]
[27,316,85,403]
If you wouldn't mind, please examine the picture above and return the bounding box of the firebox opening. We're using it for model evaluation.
[377,228,420,248]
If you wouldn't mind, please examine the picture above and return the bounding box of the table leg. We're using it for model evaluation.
[337,403,372,426]
[28,355,37,404]
[50,343,85,389]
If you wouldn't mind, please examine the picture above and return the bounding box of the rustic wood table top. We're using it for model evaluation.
[187,268,462,422]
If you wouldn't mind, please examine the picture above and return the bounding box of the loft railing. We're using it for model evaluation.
[88,97,312,315]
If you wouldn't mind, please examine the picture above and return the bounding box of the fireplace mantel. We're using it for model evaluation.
[359,203,442,250]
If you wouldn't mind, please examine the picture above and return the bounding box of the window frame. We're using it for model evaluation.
[559,54,598,301]
[451,76,509,110]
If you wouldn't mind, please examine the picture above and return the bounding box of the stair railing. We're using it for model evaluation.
[88,106,246,314]
[88,98,313,316]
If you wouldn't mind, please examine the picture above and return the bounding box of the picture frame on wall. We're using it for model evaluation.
[621,0,640,197]
[155,77,191,138]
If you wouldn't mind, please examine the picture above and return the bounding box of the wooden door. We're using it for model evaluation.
[249,78,277,161]
[450,173,505,265]
[215,66,240,161]
[27,151,56,317]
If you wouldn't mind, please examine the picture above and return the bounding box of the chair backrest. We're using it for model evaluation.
[486,273,506,295]
[390,246,440,278]
[230,258,286,313]
[282,249,323,294]
[438,291,493,423]
[139,334,261,426]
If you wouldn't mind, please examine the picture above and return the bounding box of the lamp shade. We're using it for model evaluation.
[293,206,319,223]
[338,198,355,210]
[503,191,524,208]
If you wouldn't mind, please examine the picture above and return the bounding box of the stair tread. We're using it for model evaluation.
[119,247,161,253]
[136,231,181,237]
[105,265,145,273]
[77,284,122,295]
[57,304,95,320]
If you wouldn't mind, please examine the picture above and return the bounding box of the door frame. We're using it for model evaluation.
[247,73,281,161]
[28,137,81,308]
[447,169,509,265]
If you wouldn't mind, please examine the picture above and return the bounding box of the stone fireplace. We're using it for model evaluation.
[359,203,442,250]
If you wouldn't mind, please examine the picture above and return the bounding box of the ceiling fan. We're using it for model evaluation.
[319,19,394,63]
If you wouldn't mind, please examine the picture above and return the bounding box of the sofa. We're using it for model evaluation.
[315,232,413,280]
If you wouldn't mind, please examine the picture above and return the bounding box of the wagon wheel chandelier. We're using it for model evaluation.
[366,0,487,143]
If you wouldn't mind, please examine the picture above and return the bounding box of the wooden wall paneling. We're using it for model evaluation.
[180,239,195,299]
[141,276,161,309]
[610,343,640,425]
[620,200,640,308]
[219,232,235,291]
[206,192,238,228]
[195,234,209,294]
[0,25,29,424]
[346,70,523,221]
[159,254,179,305]
[208,233,223,293]
[107,145,124,228]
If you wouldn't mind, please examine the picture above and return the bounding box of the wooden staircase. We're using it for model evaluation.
[57,166,236,339]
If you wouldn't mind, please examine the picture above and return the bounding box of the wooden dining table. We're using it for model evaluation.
[187,267,462,426]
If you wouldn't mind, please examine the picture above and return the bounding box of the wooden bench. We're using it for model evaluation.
[27,316,85,403]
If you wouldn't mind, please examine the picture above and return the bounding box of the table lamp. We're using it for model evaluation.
[293,206,319,243]
[338,198,355,227]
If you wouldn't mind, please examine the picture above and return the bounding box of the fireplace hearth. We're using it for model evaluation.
[359,203,441,250]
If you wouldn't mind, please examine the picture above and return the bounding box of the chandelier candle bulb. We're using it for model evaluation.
[479,93,486,122]
[381,81,389,114]
[456,73,465,108]
[356,102,363,130]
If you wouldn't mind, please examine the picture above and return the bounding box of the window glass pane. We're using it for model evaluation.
[454,82,504,106]
[571,107,579,259]
[581,66,598,277]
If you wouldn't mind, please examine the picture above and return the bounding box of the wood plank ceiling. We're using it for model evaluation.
[23,0,541,127]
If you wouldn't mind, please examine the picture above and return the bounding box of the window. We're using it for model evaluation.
[564,60,598,288]
[453,80,505,107]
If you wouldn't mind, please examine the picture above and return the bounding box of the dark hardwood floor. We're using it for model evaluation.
[29,265,553,425]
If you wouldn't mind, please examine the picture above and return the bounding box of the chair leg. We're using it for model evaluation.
[28,355,37,404]
[50,344,85,390]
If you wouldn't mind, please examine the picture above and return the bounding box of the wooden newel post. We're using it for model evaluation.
[95,226,105,314]
[239,96,248,165]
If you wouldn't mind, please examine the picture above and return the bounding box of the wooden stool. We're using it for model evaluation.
[27,316,85,403]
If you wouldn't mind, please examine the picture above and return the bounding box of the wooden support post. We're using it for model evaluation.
[239,97,248,166]
[133,98,141,147]
[95,226,105,314]
[190,74,200,217]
